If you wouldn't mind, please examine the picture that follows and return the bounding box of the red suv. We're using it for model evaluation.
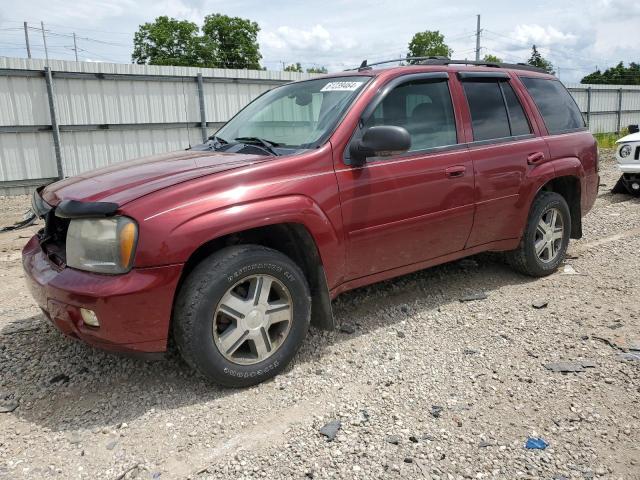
[23,59,599,386]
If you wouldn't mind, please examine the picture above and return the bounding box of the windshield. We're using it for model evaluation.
[215,76,371,149]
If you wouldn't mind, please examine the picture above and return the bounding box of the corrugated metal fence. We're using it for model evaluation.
[565,83,640,135]
[1,57,639,195]
[0,57,317,195]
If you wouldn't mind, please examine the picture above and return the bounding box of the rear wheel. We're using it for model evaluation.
[507,191,571,277]
[173,245,311,387]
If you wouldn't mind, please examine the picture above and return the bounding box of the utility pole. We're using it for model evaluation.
[41,21,49,65]
[73,32,79,62]
[23,22,31,59]
[475,14,481,61]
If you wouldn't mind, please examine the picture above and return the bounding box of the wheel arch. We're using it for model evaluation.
[536,175,582,239]
[174,221,336,332]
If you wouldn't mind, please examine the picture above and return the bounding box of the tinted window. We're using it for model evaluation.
[502,83,531,136]
[463,81,511,141]
[364,80,457,151]
[521,77,585,134]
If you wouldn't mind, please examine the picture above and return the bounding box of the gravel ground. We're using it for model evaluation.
[0,149,638,480]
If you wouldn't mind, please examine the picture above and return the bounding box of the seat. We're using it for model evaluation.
[409,99,455,150]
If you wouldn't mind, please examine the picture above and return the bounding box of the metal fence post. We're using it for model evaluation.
[44,67,64,179]
[617,87,623,133]
[586,87,592,128]
[196,73,207,143]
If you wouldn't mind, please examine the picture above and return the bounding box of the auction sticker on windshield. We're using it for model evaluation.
[320,81,363,92]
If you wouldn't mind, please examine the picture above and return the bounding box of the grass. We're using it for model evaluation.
[594,128,628,149]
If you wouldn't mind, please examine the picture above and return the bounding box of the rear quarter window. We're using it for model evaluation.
[520,77,585,134]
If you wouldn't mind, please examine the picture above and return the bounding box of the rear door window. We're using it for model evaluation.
[520,77,585,134]
[462,80,533,141]
[502,83,531,136]
[462,81,511,141]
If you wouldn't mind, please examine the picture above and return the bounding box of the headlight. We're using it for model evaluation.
[66,216,138,274]
[619,144,632,158]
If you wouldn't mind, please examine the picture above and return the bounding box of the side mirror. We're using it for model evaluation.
[629,124,639,134]
[349,125,411,166]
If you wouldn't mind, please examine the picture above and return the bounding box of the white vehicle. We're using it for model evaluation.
[613,125,640,195]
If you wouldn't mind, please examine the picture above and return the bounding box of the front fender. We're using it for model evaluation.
[133,195,345,287]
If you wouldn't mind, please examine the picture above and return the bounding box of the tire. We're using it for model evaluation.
[506,191,571,277]
[173,245,311,387]
[612,175,628,194]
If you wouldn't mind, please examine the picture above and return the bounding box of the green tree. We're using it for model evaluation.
[307,66,328,74]
[527,45,554,74]
[581,62,640,85]
[133,14,262,69]
[483,54,502,64]
[283,64,327,74]
[284,62,303,72]
[407,30,452,61]
[202,14,261,69]
[132,16,205,66]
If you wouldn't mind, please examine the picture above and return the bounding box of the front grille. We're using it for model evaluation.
[634,146,640,161]
[38,210,70,267]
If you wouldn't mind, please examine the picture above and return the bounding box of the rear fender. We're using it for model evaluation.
[552,157,589,213]
[521,160,556,211]
[522,157,584,239]
[552,157,585,183]
[514,161,558,239]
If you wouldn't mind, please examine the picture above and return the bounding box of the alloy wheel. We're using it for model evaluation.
[212,274,293,365]
[534,207,564,263]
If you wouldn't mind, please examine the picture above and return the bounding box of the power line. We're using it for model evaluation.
[475,14,481,62]
[26,26,130,48]
[0,18,132,35]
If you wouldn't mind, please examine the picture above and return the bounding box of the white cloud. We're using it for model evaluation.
[508,24,579,49]
[260,24,356,53]
[1,0,638,82]
[595,0,640,17]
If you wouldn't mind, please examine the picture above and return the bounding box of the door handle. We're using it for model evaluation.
[445,165,466,178]
[527,152,546,165]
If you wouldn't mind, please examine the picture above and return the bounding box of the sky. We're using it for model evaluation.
[0,0,638,83]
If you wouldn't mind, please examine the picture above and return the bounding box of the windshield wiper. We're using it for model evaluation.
[233,137,281,156]
[211,135,228,144]
[208,135,229,149]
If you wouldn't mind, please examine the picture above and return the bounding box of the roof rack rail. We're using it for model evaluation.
[350,57,547,74]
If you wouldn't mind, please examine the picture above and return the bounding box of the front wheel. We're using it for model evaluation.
[506,191,571,277]
[613,174,640,196]
[173,245,311,387]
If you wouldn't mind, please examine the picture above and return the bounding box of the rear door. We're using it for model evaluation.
[518,76,598,211]
[335,73,475,279]
[458,72,550,247]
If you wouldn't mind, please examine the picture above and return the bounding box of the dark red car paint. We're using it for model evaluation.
[22,65,599,353]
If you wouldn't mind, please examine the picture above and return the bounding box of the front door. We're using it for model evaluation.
[335,75,475,280]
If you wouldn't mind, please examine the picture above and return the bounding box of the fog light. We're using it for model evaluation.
[632,183,640,191]
[80,308,100,327]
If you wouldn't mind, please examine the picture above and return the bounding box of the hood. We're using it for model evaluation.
[616,132,640,144]
[41,150,268,206]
